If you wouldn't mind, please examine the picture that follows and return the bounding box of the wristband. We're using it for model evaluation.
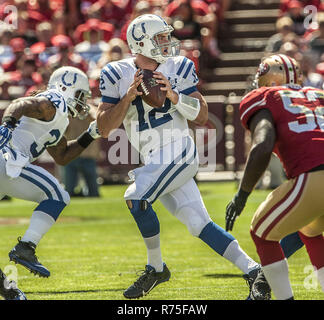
[77,131,94,148]
[174,93,201,121]
[1,116,17,129]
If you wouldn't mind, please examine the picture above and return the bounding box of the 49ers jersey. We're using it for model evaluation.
[240,85,324,179]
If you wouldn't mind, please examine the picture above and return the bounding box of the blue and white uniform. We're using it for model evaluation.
[0,89,70,204]
[100,56,204,204]
[100,56,214,236]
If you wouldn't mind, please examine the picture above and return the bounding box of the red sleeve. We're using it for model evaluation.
[239,87,271,129]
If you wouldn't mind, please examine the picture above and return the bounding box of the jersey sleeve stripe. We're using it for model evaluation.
[101,96,120,104]
[107,64,121,80]
[102,69,116,85]
[240,99,266,122]
[183,61,194,79]
[180,86,197,95]
[176,57,188,76]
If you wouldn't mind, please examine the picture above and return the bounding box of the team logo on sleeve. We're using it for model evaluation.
[257,63,270,77]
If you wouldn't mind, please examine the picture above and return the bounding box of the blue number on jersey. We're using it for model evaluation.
[132,97,173,131]
[39,91,66,112]
[30,129,61,158]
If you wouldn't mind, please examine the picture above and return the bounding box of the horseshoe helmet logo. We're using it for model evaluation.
[62,71,78,87]
[131,22,146,42]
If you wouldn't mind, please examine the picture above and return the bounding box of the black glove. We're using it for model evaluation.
[225,189,250,232]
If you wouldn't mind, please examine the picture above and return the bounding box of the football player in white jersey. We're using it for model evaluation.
[0,66,100,295]
[97,14,270,299]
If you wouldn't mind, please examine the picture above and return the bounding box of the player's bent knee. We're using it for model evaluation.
[175,205,211,237]
[61,189,70,205]
[35,199,67,221]
[127,200,160,238]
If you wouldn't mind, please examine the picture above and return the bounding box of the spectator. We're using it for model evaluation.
[47,34,88,72]
[74,29,110,68]
[280,0,322,14]
[165,0,220,58]
[148,0,168,16]
[62,106,101,198]
[62,0,82,36]
[265,16,295,53]
[203,0,232,21]
[120,0,151,42]
[73,17,114,43]
[315,61,324,86]
[84,0,130,33]
[9,57,43,95]
[283,0,307,35]
[300,52,324,88]
[97,37,130,68]
[279,41,300,60]
[0,29,15,67]
[2,37,26,72]
[308,13,324,61]
[30,22,56,65]
[0,74,11,100]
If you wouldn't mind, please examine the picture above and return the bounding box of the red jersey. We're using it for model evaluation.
[240,85,324,179]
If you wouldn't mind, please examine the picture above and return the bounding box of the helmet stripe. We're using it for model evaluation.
[278,54,294,84]
[286,56,297,84]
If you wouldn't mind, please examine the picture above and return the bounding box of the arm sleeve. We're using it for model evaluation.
[239,87,272,129]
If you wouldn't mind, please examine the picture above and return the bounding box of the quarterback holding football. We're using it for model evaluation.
[97,14,271,300]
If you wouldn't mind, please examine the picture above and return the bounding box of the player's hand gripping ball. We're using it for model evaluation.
[138,69,166,108]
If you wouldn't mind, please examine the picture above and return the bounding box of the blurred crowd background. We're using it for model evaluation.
[0,0,232,101]
[1,0,324,196]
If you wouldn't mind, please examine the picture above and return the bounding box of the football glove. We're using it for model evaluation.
[0,125,13,149]
[225,189,250,232]
[87,120,101,139]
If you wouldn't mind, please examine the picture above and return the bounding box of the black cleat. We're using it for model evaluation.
[123,263,171,299]
[243,266,271,300]
[9,237,50,278]
[0,269,27,300]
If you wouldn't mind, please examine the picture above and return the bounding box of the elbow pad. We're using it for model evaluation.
[174,93,201,121]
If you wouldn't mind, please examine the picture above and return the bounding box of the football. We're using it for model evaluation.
[138,69,166,108]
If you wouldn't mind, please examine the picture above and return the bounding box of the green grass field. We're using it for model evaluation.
[0,182,322,300]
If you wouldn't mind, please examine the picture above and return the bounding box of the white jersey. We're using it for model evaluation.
[99,56,199,158]
[9,89,69,163]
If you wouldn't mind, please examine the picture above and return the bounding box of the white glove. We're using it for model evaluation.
[87,120,101,139]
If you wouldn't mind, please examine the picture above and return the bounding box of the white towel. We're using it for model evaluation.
[1,146,29,178]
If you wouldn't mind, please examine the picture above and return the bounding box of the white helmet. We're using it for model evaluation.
[126,14,180,64]
[47,66,91,119]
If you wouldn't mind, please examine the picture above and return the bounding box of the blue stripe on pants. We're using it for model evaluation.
[20,173,53,200]
[151,146,197,203]
[143,137,191,201]
[23,167,63,201]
